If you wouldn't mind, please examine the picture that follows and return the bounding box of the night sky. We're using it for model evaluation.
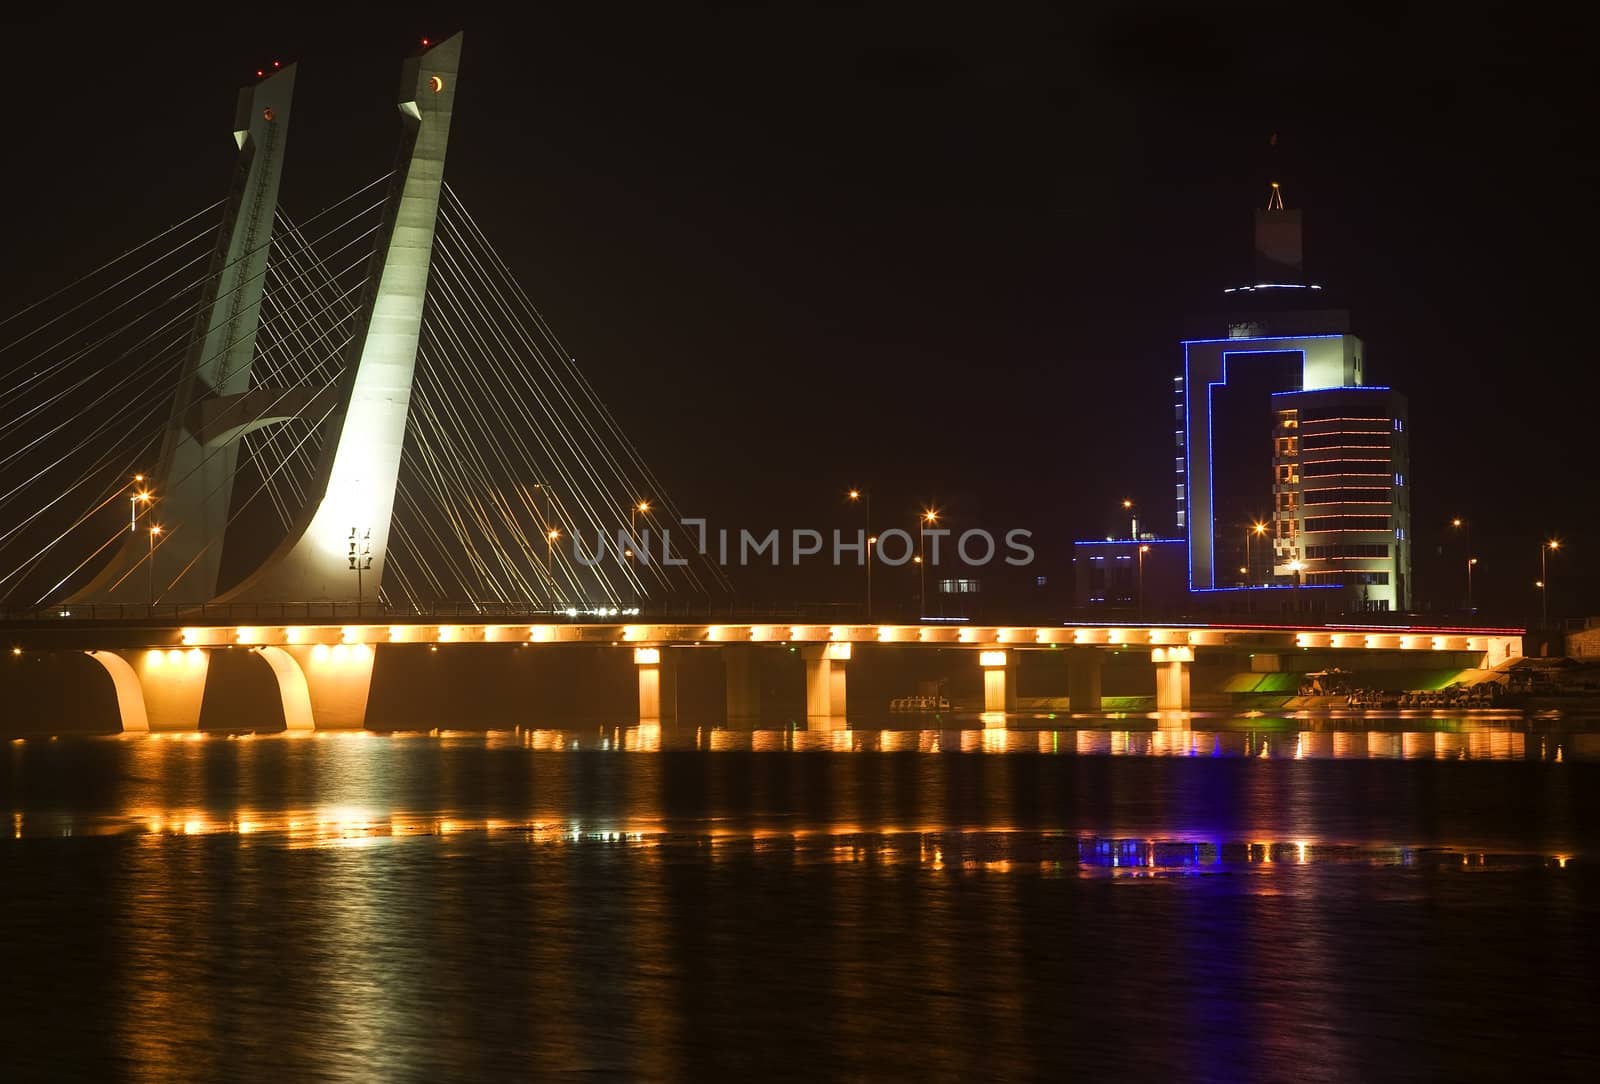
[2,6,1595,619]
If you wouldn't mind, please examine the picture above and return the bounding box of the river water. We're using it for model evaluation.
[3,714,1598,1081]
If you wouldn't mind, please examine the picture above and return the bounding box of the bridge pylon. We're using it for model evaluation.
[68,64,297,605]
[218,34,464,606]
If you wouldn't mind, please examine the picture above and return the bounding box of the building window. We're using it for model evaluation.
[1395,527,1405,541]
[937,578,980,594]
[1394,472,1405,485]
[1036,575,1048,587]
[1304,515,1391,532]
[1394,418,1404,431]
[1303,487,1393,505]
[1304,543,1390,559]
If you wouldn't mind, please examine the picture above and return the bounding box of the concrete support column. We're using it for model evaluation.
[255,643,374,729]
[1152,646,1193,711]
[1065,647,1104,714]
[86,648,211,732]
[635,647,677,724]
[801,643,849,726]
[979,650,1016,714]
[723,646,761,724]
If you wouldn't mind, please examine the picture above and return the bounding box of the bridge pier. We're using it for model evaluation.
[979,650,1016,714]
[1152,646,1192,711]
[635,647,678,724]
[723,646,761,724]
[251,644,373,730]
[85,649,209,733]
[1065,647,1104,713]
[801,644,849,728]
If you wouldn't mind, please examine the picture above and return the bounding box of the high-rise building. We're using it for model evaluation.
[1270,386,1411,611]
[1073,182,1412,618]
[1177,184,1411,613]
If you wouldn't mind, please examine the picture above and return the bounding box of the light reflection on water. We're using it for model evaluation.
[3,716,1598,1080]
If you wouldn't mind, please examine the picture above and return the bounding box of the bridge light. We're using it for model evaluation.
[429,75,444,93]
[633,647,660,665]
[166,649,183,665]
[187,649,203,666]
[979,650,1007,668]
[147,649,163,668]
[311,644,330,662]
[332,644,349,663]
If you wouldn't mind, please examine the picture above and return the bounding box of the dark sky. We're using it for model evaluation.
[2,5,1595,618]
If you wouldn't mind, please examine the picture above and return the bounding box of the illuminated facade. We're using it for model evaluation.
[1075,186,1412,617]
[1269,386,1410,611]
[1178,191,1411,613]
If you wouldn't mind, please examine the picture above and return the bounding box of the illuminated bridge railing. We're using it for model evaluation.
[0,600,870,626]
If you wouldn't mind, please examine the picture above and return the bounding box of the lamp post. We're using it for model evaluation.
[547,528,560,599]
[849,489,871,620]
[129,476,151,534]
[1466,557,1478,615]
[147,524,162,609]
[1289,559,1302,614]
[1138,544,1150,620]
[1542,540,1560,628]
[1451,517,1469,608]
[348,528,372,615]
[1123,498,1137,540]
[919,509,938,619]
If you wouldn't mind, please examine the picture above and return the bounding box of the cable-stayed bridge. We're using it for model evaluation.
[0,35,724,621]
[0,35,1524,731]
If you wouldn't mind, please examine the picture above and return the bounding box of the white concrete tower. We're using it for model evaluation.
[220,34,463,605]
[70,64,297,605]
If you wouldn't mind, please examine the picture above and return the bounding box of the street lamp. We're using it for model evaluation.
[1247,521,1267,583]
[919,508,938,618]
[130,476,151,533]
[147,524,163,609]
[1450,517,1472,608]
[848,488,871,619]
[1466,557,1478,615]
[546,528,560,596]
[1289,558,1302,614]
[1138,544,1150,620]
[1542,540,1560,628]
[348,528,373,615]
[1123,498,1137,540]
